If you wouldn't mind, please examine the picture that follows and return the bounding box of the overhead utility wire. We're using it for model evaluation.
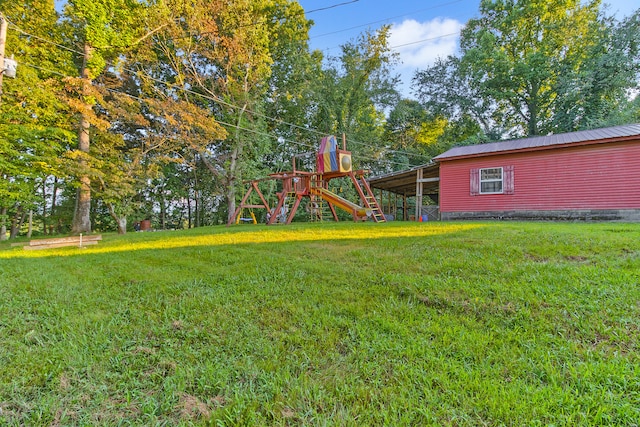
[311,0,464,39]
[171,0,360,36]
[9,24,82,55]
[314,29,462,54]
[10,22,431,163]
[237,0,360,29]
[308,2,473,54]
[306,0,360,14]
[391,32,459,49]
[10,23,431,160]
[22,62,320,155]
[20,61,417,168]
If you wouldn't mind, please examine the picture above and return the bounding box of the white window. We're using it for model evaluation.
[470,166,514,196]
[479,167,503,194]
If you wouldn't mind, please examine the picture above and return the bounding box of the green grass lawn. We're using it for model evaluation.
[1,221,638,426]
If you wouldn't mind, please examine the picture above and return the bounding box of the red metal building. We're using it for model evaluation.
[434,123,640,221]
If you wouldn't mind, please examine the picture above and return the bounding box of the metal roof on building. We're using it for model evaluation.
[435,123,640,161]
[368,162,440,196]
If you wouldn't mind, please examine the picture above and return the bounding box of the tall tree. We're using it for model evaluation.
[63,0,150,233]
[312,27,400,171]
[383,99,446,168]
[263,1,319,170]
[87,86,155,234]
[146,0,312,222]
[413,56,499,137]
[552,9,640,130]
[0,0,73,239]
[206,0,310,221]
[415,0,639,138]
[461,0,603,136]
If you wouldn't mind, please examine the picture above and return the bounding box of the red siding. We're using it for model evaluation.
[439,139,640,212]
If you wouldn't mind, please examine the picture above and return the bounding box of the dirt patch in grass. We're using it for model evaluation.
[172,320,184,330]
[281,407,296,418]
[524,253,549,263]
[417,294,518,318]
[179,394,211,419]
[59,373,71,390]
[50,408,64,427]
[564,255,589,263]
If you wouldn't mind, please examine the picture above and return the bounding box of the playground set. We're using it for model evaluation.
[227,135,386,226]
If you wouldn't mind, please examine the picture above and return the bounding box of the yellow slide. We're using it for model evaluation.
[310,187,371,218]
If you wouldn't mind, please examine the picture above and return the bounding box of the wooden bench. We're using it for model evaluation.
[24,234,102,250]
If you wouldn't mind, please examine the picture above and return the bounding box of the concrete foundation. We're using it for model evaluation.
[441,209,640,222]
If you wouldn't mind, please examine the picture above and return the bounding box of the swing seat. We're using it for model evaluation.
[236,210,258,224]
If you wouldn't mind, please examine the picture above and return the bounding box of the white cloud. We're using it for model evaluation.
[389,18,464,69]
[389,18,464,98]
[601,0,638,19]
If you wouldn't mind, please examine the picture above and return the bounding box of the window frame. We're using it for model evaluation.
[479,167,504,195]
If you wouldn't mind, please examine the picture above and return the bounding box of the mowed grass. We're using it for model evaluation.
[0,221,639,426]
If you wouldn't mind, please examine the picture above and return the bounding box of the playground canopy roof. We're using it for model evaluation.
[368,163,440,197]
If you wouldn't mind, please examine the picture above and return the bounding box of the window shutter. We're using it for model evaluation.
[470,168,479,196]
[504,165,514,194]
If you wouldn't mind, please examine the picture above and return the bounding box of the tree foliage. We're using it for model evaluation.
[414,0,640,138]
[0,0,74,239]
[311,27,400,171]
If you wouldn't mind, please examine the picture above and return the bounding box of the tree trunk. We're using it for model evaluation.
[527,81,540,136]
[42,180,48,235]
[51,176,58,220]
[225,104,248,223]
[225,154,238,224]
[189,168,198,229]
[116,217,127,234]
[195,190,200,227]
[107,204,127,234]
[27,210,33,238]
[159,192,166,230]
[187,197,192,229]
[10,206,25,239]
[0,206,7,241]
[72,42,93,234]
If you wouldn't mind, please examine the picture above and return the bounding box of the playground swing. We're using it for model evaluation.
[235,208,257,224]
[235,190,259,224]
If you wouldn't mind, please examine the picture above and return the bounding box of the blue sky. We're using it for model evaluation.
[298,0,638,98]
